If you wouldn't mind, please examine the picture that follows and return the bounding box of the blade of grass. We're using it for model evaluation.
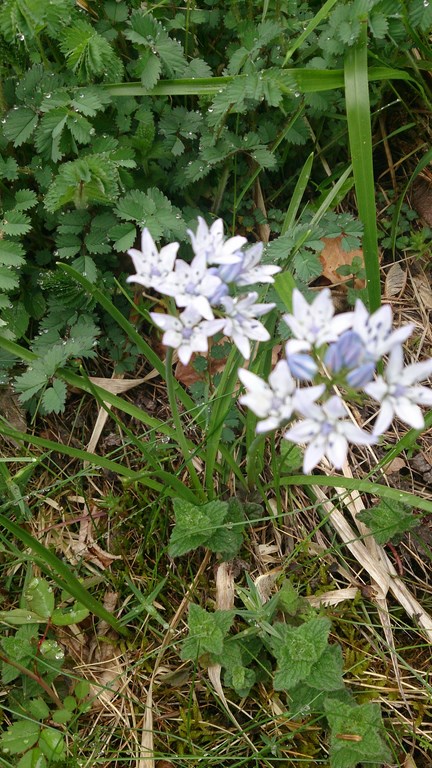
[0,514,129,636]
[344,11,380,311]
[276,474,432,515]
[281,152,314,234]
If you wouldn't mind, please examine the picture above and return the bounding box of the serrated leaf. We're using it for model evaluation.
[0,265,20,291]
[2,209,32,237]
[0,156,19,180]
[0,239,25,266]
[14,189,38,211]
[272,617,331,690]
[41,379,67,414]
[34,108,69,162]
[325,699,391,768]
[357,500,419,545]
[168,498,229,557]
[135,49,162,90]
[70,88,111,117]
[181,603,235,659]
[109,223,136,252]
[24,577,55,619]
[0,721,40,755]
[72,254,97,282]
[307,643,344,691]
[27,697,51,721]
[3,107,38,147]
[67,112,93,144]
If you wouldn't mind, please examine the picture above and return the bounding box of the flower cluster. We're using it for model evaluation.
[239,288,432,472]
[128,219,432,474]
[127,218,280,365]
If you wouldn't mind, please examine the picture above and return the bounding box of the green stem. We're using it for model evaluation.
[246,433,266,490]
[165,349,205,500]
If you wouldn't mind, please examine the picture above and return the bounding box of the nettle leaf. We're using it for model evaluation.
[168,498,229,557]
[181,603,235,659]
[271,617,332,690]
[357,500,419,545]
[325,698,391,768]
[45,155,120,212]
[3,106,38,147]
[24,577,55,619]
[0,721,40,756]
[206,497,245,560]
[307,643,345,691]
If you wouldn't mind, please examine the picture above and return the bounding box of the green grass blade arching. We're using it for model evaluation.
[344,16,381,311]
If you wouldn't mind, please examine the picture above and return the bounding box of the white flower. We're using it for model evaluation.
[188,217,246,265]
[284,394,376,473]
[221,292,275,359]
[238,361,323,433]
[159,252,222,320]
[364,344,432,435]
[351,300,414,361]
[127,229,179,290]
[283,288,353,352]
[150,307,225,365]
[217,243,281,286]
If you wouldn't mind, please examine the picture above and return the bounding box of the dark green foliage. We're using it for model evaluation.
[0,0,428,412]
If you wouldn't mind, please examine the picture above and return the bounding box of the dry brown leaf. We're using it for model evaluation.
[412,273,432,310]
[384,457,406,475]
[67,513,122,570]
[319,236,365,287]
[0,386,27,446]
[306,587,359,608]
[412,179,432,226]
[215,562,235,611]
[384,263,407,298]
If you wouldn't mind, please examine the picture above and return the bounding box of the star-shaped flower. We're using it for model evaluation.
[364,344,432,435]
[159,252,223,319]
[283,288,353,352]
[238,362,324,433]
[284,394,376,473]
[216,243,281,286]
[127,229,179,290]
[150,307,225,365]
[351,300,414,361]
[188,217,245,265]
[221,292,275,359]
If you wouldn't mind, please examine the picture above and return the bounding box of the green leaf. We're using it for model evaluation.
[41,379,67,414]
[38,728,66,762]
[3,107,38,147]
[17,747,47,768]
[51,602,90,626]
[135,49,162,90]
[24,577,55,619]
[2,209,32,237]
[206,497,245,561]
[0,609,47,625]
[109,223,136,252]
[357,500,419,545]
[307,643,344,691]
[0,156,19,180]
[14,189,38,211]
[272,617,331,690]
[39,639,64,662]
[27,697,51,721]
[51,708,73,724]
[181,603,235,659]
[168,498,229,557]
[325,698,391,768]
[0,720,40,755]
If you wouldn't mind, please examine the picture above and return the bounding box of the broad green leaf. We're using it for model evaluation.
[307,643,344,691]
[168,498,228,557]
[357,500,419,545]
[135,49,162,90]
[181,604,235,659]
[0,609,47,625]
[38,728,66,762]
[0,156,19,180]
[39,639,64,662]
[272,617,331,690]
[325,698,391,768]
[27,697,51,721]
[0,720,40,755]
[17,747,47,768]
[24,577,55,619]
[14,189,38,211]
[51,602,90,626]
